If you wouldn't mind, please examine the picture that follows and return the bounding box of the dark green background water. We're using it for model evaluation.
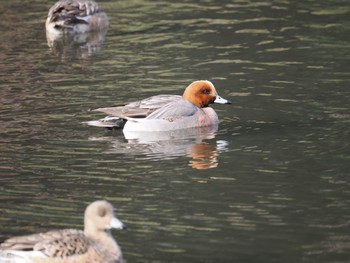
[0,0,349,262]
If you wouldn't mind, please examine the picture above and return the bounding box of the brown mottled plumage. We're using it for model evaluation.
[46,0,109,34]
[0,200,124,263]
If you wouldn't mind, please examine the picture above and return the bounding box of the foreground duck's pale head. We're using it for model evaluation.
[182,80,232,108]
[84,200,125,238]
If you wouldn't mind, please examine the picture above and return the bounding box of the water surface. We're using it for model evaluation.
[0,0,349,262]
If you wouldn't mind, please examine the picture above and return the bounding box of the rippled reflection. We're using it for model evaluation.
[89,125,229,170]
[46,28,108,60]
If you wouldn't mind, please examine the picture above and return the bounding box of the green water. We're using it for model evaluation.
[0,0,349,262]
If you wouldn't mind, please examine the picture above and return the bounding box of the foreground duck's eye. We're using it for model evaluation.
[98,207,107,217]
[202,89,210,94]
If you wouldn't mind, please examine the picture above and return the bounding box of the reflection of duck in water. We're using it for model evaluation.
[0,200,124,263]
[46,0,109,34]
[188,143,219,170]
[46,28,108,59]
[89,126,230,170]
[88,80,231,132]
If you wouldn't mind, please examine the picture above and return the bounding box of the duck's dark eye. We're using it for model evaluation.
[202,89,210,94]
[98,207,107,217]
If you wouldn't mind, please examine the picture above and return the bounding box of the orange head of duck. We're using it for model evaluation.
[182,80,231,108]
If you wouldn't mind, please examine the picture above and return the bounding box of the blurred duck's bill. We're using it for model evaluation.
[110,217,125,229]
[214,95,231,104]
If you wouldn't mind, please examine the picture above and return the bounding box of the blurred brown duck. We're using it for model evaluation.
[0,200,124,263]
[46,0,109,34]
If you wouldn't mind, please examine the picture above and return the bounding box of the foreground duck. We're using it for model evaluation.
[46,0,109,34]
[0,200,124,263]
[87,80,231,132]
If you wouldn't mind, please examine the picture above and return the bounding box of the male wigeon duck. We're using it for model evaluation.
[0,200,124,263]
[46,0,109,34]
[87,80,231,132]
